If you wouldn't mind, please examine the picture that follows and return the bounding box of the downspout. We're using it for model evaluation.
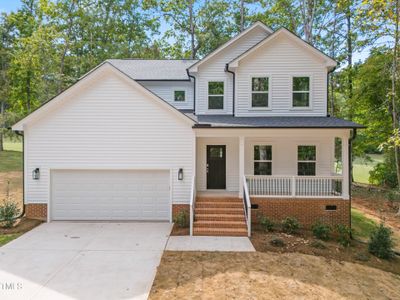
[225,64,235,116]
[349,128,357,234]
[1,129,25,221]
[187,69,196,115]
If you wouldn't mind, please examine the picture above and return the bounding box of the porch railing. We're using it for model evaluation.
[189,175,196,236]
[242,175,252,237]
[246,175,343,198]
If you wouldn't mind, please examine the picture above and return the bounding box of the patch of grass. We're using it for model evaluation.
[0,233,21,246]
[351,208,379,241]
[353,154,383,184]
[0,151,22,172]
[3,140,22,152]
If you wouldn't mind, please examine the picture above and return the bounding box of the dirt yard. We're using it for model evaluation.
[0,171,23,208]
[149,251,400,300]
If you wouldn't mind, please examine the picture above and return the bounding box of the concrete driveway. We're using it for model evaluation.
[0,222,172,300]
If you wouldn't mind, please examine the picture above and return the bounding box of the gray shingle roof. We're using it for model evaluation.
[107,59,198,80]
[189,115,364,128]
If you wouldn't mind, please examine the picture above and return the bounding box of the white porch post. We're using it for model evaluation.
[239,136,245,197]
[342,135,350,199]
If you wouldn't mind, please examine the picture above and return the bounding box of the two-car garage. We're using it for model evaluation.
[50,170,170,221]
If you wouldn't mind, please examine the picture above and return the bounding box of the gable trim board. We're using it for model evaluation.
[187,21,273,73]
[12,62,196,131]
[228,28,337,70]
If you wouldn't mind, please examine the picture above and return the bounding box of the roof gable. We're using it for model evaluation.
[188,21,273,72]
[12,62,196,131]
[228,28,337,69]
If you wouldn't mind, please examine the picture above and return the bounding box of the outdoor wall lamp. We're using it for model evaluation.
[32,168,40,180]
[178,168,184,181]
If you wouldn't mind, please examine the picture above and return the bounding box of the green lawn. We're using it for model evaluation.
[351,208,379,241]
[353,154,384,184]
[0,150,22,172]
[0,233,21,246]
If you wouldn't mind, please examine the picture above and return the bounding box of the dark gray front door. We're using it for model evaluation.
[207,145,226,189]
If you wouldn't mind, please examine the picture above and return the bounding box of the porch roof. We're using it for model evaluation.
[189,115,365,129]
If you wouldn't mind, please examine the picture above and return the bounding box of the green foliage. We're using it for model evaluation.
[0,233,21,246]
[0,151,22,172]
[311,221,331,241]
[311,240,327,249]
[335,224,351,247]
[0,199,21,228]
[173,209,189,228]
[351,208,379,240]
[281,217,300,234]
[368,224,395,259]
[258,214,274,232]
[369,152,398,188]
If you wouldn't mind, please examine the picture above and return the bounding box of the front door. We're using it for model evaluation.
[207,145,226,189]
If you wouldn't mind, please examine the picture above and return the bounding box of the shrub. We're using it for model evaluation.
[0,200,21,228]
[369,153,398,188]
[368,223,395,259]
[258,215,274,232]
[281,217,300,234]
[173,210,189,228]
[335,224,351,247]
[270,238,285,247]
[311,221,331,241]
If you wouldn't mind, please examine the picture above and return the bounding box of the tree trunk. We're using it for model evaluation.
[0,101,4,152]
[189,0,195,59]
[346,11,353,119]
[240,0,244,32]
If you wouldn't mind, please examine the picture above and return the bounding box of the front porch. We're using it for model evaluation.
[190,128,352,237]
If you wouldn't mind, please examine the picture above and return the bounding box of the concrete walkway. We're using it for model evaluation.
[166,236,255,252]
[0,222,172,300]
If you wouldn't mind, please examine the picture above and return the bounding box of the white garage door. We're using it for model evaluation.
[51,170,170,221]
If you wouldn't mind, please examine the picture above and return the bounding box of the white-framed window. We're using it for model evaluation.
[292,76,310,107]
[208,81,224,109]
[297,145,316,176]
[251,77,269,108]
[254,145,272,175]
[174,90,186,102]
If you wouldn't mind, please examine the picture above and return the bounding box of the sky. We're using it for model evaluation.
[0,0,373,63]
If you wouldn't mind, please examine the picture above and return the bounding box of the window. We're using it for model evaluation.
[298,145,316,176]
[254,145,272,175]
[208,81,224,109]
[251,77,269,108]
[174,90,185,102]
[292,77,310,107]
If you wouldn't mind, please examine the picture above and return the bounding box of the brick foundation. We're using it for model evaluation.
[25,204,47,221]
[172,204,190,220]
[251,198,350,228]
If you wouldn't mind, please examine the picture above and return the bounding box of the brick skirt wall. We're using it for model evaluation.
[172,204,190,220]
[251,198,350,228]
[25,204,47,221]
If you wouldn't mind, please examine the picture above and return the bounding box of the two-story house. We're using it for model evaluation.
[12,22,363,236]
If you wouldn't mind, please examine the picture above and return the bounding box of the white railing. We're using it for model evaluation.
[242,175,252,237]
[246,175,343,198]
[189,175,196,236]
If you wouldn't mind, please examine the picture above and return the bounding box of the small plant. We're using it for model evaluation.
[258,214,274,232]
[270,238,285,247]
[335,224,351,247]
[368,223,394,259]
[311,240,327,249]
[281,217,300,234]
[311,221,331,241]
[0,200,21,228]
[173,209,189,228]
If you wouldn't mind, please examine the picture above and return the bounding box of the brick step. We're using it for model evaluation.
[193,227,248,237]
[195,213,246,221]
[194,220,247,229]
[195,207,244,215]
[195,201,243,208]
[196,197,242,203]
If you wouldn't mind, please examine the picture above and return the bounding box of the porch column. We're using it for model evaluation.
[342,135,350,199]
[239,136,245,197]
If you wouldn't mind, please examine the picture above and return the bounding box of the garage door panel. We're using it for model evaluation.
[51,170,170,221]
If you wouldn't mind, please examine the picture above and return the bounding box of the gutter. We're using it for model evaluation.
[225,64,235,116]
[187,69,196,115]
[349,128,357,234]
[1,129,25,221]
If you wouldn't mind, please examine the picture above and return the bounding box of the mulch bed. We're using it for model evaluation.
[251,227,400,275]
[170,223,189,236]
[0,217,43,235]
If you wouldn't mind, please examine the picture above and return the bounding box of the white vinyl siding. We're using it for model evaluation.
[139,80,194,110]
[195,26,270,115]
[235,34,327,116]
[24,69,194,207]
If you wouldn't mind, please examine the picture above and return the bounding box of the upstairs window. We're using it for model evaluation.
[208,81,224,109]
[298,145,316,176]
[251,77,269,108]
[254,145,272,175]
[292,77,310,107]
[174,90,185,102]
